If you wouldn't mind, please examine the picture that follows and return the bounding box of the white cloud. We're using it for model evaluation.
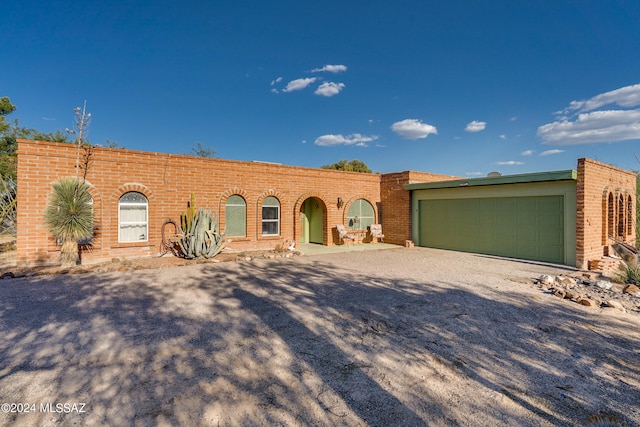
[314,133,378,147]
[539,83,640,145]
[270,88,279,94]
[540,149,564,156]
[391,119,438,140]
[499,134,507,140]
[538,109,640,145]
[466,172,484,176]
[271,77,282,86]
[283,77,317,92]
[561,83,640,114]
[521,150,534,156]
[465,120,487,132]
[510,116,517,122]
[311,64,347,73]
[315,82,345,97]
[496,161,524,166]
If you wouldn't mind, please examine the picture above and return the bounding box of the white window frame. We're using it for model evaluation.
[118,192,148,242]
[261,196,280,236]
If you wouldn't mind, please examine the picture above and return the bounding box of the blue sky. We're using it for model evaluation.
[3,1,640,176]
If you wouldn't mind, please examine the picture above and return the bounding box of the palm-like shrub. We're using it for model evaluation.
[44,177,94,267]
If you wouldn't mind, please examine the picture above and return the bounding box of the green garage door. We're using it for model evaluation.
[418,196,565,263]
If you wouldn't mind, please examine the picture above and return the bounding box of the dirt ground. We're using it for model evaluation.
[0,247,639,426]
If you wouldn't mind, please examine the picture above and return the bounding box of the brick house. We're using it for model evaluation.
[15,140,636,270]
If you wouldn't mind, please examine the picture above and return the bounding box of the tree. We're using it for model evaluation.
[0,97,16,133]
[321,159,372,173]
[44,177,94,267]
[189,141,216,158]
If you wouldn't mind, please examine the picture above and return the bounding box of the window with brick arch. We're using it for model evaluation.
[607,193,614,239]
[225,195,246,237]
[119,192,148,242]
[627,195,633,237]
[262,196,280,236]
[617,195,625,238]
[347,199,375,231]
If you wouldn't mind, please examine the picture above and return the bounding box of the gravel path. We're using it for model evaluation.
[0,247,638,426]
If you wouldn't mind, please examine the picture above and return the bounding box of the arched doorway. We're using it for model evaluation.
[300,197,324,244]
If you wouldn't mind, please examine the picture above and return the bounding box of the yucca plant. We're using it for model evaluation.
[44,177,94,267]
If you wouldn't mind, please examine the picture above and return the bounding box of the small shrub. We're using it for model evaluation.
[616,259,640,285]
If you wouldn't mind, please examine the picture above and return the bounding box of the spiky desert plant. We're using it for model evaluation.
[616,259,640,285]
[177,207,225,259]
[44,177,94,267]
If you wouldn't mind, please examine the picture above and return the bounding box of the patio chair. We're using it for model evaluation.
[369,224,385,242]
[336,224,356,245]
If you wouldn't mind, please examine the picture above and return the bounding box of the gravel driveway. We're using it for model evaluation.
[1,247,638,426]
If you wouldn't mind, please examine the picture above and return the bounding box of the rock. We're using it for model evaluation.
[539,274,556,285]
[1,272,14,279]
[576,297,598,307]
[552,289,566,299]
[564,290,578,300]
[623,284,640,295]
[595,280,612,290]
[603,300,626,312]
[557,276,576,286]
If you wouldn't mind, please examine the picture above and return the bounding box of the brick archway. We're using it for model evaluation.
[294,192,330,245]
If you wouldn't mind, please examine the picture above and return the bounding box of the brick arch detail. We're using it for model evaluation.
[111,183,155,202]
[293,192,330,245]
[342,195,378,224]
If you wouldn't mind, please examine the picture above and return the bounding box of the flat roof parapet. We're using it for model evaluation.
[404,170,577,191]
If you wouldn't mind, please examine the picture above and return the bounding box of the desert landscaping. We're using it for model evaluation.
[1,246,639,426]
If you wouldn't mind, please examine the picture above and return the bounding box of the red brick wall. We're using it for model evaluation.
[380,171,459,245]
[16,140,383,266]
[576,158,637,270]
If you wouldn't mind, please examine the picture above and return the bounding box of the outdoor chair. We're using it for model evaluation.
[336,224,356,245]
[369,224,385,242]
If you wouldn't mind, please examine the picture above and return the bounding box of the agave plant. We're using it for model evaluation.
[177,207,225,259]
[44,177,94,267]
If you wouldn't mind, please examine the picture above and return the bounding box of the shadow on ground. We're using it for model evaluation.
[0,248,638,426]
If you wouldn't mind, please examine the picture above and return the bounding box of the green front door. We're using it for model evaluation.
[418,196,565,263]
[300,198,324,244]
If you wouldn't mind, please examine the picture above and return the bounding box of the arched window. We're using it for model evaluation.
[347,199,375,230]
[225,195,246,237]
[628,195,633,237]
[262,196,280,236]
[607,193,614,239]
[617,195,625,238]
[119,192,148,242]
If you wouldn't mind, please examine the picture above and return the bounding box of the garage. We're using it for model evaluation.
[406,171,578,265]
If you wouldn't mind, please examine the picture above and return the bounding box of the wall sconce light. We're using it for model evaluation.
[337,197,343,208]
